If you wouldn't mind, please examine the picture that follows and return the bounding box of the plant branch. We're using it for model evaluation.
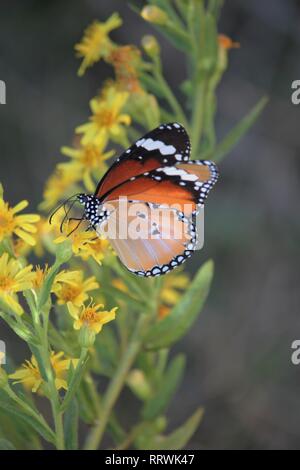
[84,314,149,450]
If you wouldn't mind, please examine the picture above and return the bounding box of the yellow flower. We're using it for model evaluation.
[59,141,114,192]
[32,265,81,291]
[68,301,117,334]
[79,236,113,265]
[0,195,40,246]
[32,217,54,257]
[159,271,189,306]
[0,253,35,315]
[40,167,81,211]
[158,271,189,319]
[9,352,78,394]
[75,14,122,76]
[54,219,99,260]
[53,271,99,312]
[76,88,131,146]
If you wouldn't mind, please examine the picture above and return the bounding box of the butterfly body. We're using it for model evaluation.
[75,123,218,277]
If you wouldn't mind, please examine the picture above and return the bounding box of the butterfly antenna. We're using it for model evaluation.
[67,216,84,237]
[49,194,80,225]
[60,199,78,233]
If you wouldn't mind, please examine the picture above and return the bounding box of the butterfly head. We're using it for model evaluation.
[77,193,89,205]
[76,193,104,229]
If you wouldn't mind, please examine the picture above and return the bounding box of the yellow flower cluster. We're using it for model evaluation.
[9,351,78,394]
[75,13,122,76]
[59,141,114,192]
[54,219,112,265]
[41,13,161,214]
[76,87,131,147]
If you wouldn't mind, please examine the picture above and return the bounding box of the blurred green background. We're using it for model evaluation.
[0,0,300,449]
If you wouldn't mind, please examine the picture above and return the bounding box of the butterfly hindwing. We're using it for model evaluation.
[96,199,197,276]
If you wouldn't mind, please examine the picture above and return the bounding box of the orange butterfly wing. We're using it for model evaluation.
[95,123,191,200]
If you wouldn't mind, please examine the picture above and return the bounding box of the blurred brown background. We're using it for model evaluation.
[0,0,300,450]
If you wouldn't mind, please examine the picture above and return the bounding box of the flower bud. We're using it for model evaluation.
[127,369,152,400]
[78,325,96,348]
[218,34,240,51]
[141,35,160,58]
[141,6,168,25]
[217,34,240,71]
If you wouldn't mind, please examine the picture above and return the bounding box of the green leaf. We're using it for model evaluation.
[0,438,16,450]
[64,398,79,450]
[77,383,96,425]
[151,23,191,54]
[140,408,204,450]
[149,0,184,27]
[60,349,89,413]
[145,260,214,350]
[104,286,146,311]
[0,398,55,444]
[211,96,269,163]
[0,311,38,346]
[142,354,185,420]
[93,326,120,377]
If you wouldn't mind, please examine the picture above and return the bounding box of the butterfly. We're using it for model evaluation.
[55,123,218,277]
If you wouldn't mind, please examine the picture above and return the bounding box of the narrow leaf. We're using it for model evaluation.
[212,96,269,163]
[0,398,55,444]
[0,438,16,450]
[145,260,214,350]
[64,398,79,450]
[142,354,185,420]
[141,408,204,450]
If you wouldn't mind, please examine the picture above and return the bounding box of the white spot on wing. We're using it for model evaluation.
[136,138,176,156]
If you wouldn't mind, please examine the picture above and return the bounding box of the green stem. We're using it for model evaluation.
[52,406,64,450]
[41,344,65,450]
[84,314,149,450]
[191,80,208,158]
[34,305,65,449]
[152,60,188,127]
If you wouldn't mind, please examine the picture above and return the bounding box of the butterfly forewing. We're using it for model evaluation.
[95,122,191,200]
[101,159,218,213]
